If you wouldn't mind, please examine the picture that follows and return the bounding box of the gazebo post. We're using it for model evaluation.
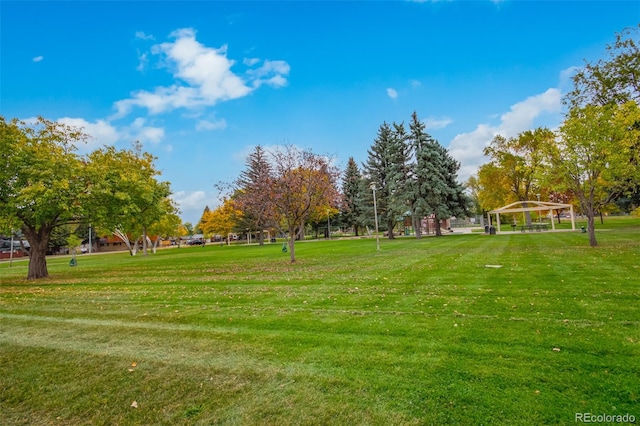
[496,213,501,233]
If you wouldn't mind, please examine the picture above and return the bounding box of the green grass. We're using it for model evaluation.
[1,218,639,425]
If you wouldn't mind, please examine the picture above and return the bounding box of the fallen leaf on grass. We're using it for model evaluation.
[553,347,561,352]
[131,401,138,408]
[484,265,503,268]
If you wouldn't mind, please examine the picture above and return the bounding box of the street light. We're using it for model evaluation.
[536,193,541,223]
[370,182,380,251]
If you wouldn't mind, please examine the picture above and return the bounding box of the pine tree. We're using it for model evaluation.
[363,122,396,238]
[407,112,434,238]
[235,145,274,245]
[341,157,364,236]
[416,139,469,236]
[387,122,412,231]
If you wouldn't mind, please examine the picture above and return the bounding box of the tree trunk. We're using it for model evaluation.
[414,215,422,239]
[288,226,296,263]
[386,218,395,239]
[522,200,532,226]
[435,219,442,237]
[142,226,148,256]
[587,213,598,247]
[23,225,52,280]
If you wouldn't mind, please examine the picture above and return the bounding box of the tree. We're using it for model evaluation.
[235,145,276,245]
[565,26,640,212]
[566,25,639,108]
[416,138,469,236]
[407,112,436,238]
[270,146,341,263]
[147,201,182,253]
[0,116,89,279]
[85,145,174,256]
[386,122,412,234]
[549,101,640,246]
[363,122,396,238]
[197,205,211,237]
[341,157,364,236]
[482,128,553,226]
[200,196,243,240]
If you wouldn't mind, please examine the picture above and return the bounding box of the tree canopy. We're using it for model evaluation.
[0,116,175,278]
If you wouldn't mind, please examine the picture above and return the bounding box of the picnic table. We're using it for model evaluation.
[520,224,548,232]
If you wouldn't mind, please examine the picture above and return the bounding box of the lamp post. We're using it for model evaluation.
[327,209,331,239]
[370,182,380,251]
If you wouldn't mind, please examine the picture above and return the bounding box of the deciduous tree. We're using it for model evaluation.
[0,116,89,279]
[550,101,640,246]
[482,128,553,225]
[200,196,243,240]
[270,146,340,262]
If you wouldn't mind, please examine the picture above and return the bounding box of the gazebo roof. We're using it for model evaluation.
[489,200,572,214]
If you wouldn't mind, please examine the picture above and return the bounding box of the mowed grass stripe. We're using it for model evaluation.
[1,219,639,424]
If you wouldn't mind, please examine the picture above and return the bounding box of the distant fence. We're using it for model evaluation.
[0,250,25,260]
[449,217,483,228]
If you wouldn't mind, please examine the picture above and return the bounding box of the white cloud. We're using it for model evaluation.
[243,57,260,66]
[448,88,562,182]
[135,31,155,41]
[247,60,291,88]
[559,65,579,91]
[196,118,227,131]
[32,56,43,63]
[124,117,165,144]
[387,88,398,99]
[113,28,289,118]
[56,117,120,151]
[171,190,210,224]
[55,117,164,149]
[410,80,422,89]
[497,88,561,136]
[424,116,453,130]
[136,51,148,72]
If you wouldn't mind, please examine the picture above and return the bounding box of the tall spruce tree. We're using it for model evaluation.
[387,122,412,234]
[341,157,364,236]
[417,139,469,236]
[407,111,435,238]
[364,122,396,238]
[235,145,274,245]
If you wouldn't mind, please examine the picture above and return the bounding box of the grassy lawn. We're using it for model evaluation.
[1,218,639,425]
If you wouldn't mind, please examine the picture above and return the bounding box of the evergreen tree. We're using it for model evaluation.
[235,145,275,245]
[363,122,396,238]
[386,122,412,232]
[341,157,364,236]
[407,111,435,238]
[416,139,469,236]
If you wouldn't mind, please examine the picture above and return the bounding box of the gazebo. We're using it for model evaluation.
[488,201,576,233]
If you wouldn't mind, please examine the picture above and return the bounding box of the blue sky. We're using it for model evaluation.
[2,1,638,225]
